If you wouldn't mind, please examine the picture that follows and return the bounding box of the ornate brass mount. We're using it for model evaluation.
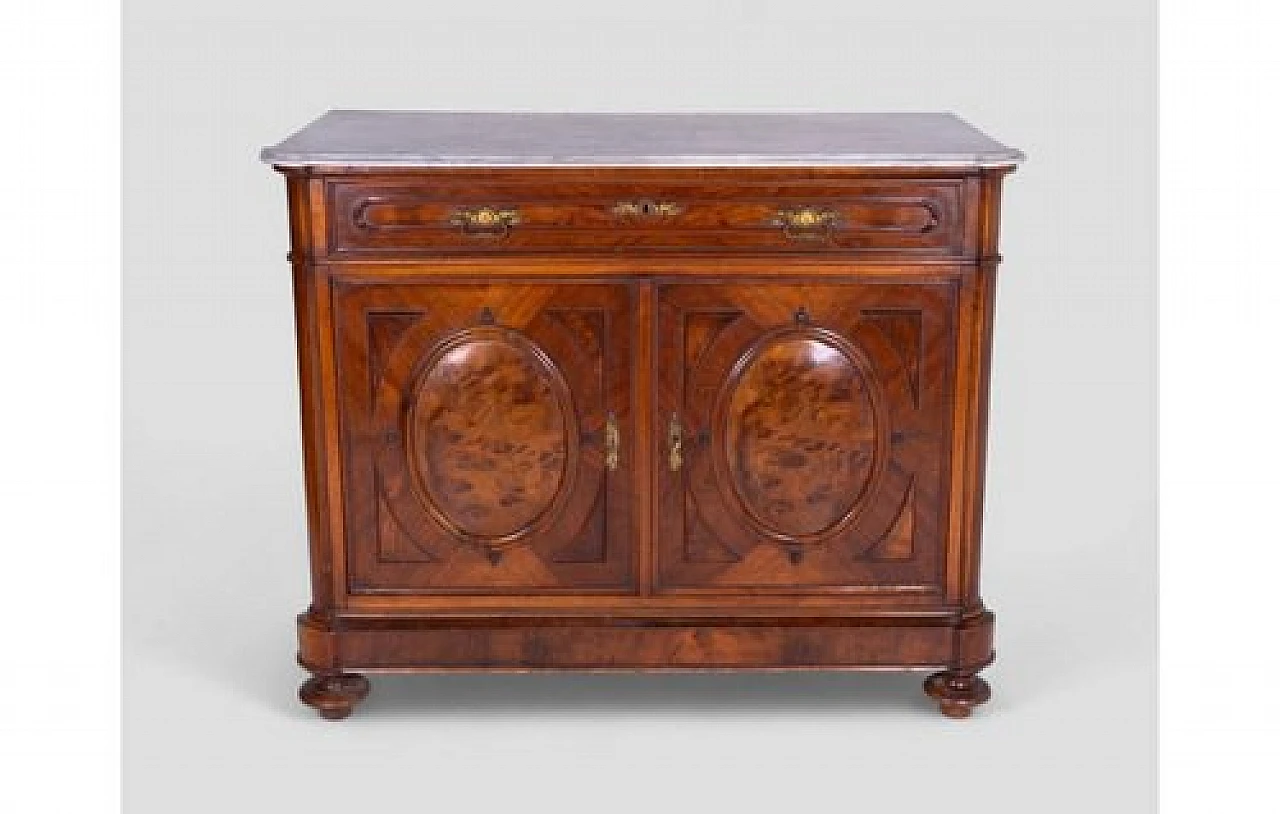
[449,205,521,237]
[612,200,684,220]
[604,412,620,471]
[771,206,840,240]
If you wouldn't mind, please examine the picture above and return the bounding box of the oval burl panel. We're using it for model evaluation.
[722,333,879,540]
[407,331,574,541]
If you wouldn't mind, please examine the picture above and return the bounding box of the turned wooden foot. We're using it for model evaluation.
[299,672,370,720]
[923,670,991,719]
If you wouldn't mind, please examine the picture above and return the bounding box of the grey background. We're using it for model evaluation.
[124,2,1155,812]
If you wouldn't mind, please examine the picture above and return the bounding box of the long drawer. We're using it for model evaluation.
[324,175,971,257]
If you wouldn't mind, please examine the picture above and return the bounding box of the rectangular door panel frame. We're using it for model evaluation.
[651,277,962,598]
[327,271,639,596]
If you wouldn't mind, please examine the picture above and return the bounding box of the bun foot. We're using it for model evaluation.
[923,670,991,719]
[300,672,370,720]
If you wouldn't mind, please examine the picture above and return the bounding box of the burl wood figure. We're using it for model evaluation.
[261,112,1023,720]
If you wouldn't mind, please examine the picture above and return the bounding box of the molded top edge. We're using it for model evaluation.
[260,110,1025,168]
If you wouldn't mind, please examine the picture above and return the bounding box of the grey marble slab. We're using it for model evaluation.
[260,110,1023,168]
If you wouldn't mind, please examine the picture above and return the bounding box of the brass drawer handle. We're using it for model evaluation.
[668,413,684,472]
[604,412,620,471]
[449,206,521,237]
[613,200,684,219]
[772,206,839,239]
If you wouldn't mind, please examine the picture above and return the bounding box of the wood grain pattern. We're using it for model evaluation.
[293,608,985,673]
[333,281,634,591]
[724,333,879,539]
[331,623,955,670]
[653,281,956,594]
[273,159,1014,720]
[409,331,572,540]
[326,173,966,257]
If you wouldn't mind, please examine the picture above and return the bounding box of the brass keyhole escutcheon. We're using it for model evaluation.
[668,413,684,472]
[613,200,684,220]
[604,412,620,471]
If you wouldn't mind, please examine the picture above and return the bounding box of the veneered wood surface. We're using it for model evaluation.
[275,158,1014,719]
[724,333,878,537]
[332,280,635,593]
[653,280,956,595]
[295,609,996,674]
[334,624,955,670]
[327,175,967,256]
[408,330,570,540]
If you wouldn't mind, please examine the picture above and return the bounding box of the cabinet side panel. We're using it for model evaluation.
[286,174,336,610]
[317,270,348,604]
[957,170,1008,606]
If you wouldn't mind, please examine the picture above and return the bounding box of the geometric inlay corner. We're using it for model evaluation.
[550,484,608,564]
[682,492,742,563]
[374,472,439,563]
[684,310,743,370]
[862,308,923,407]
[366,310,425,399]
[870,478,915,560]
[544,307,606,361]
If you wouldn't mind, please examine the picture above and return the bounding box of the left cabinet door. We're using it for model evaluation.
[331,279,636,594]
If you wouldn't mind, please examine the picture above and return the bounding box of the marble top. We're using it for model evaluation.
[260,110,1023,168]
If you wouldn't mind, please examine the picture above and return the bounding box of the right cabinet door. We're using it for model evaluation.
[653,280,959,595]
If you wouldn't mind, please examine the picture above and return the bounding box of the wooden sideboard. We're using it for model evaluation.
[261,111,1023,719]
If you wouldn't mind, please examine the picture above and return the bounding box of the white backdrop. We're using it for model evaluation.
[124,3,1155,812]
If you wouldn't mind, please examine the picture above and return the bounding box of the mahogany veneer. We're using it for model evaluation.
[262,111,1022,719]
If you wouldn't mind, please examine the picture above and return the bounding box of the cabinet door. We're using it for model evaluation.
[333,280,634,594]
[653,281,957,594]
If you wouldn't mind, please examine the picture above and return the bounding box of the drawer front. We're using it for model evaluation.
[332,279,637,594]
[326,178,967,256]
[652,280,958,595]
